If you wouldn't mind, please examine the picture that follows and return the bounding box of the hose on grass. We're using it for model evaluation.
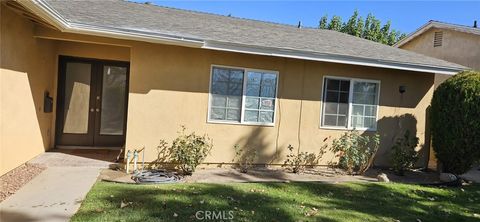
[132,170,180,184]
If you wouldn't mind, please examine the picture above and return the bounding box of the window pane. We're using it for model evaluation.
[339,92,349,103]
[100,66,127,135]
[210,67,244,122]
[259,111,274,123]
[63,62,91,134]
[364,117,376,129]
[322,78,351,128]
[365,106,376,117]
[326,79,340,90]
[260,98,274,110]
[337,116,347,127]
[260,85,276,98]
[247,72,262,84]
[351,116,363,128]
[324,115,337,126]
[338,103,348,115]
[245,97,259,109]
[212,95,227,107]
[210,108,226,120]
[212,82,228,95]
[244,110,258,122]
[352,105,363,116]
[227,96,241,108]
[246,84,260,96]
[260,74,277,98]
[353,92,377,105]
[325,91,339,102]
[353,82,377,93]
[324,102,338,114]
[212,68,229,81]
[340,81,350,92]
[244,71,277,123]
[228,83,243,96]
[230,70,244,83]
[226,109,240,121]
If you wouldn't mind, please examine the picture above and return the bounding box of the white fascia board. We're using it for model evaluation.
[68,23,204,47]
[204,41,462,75]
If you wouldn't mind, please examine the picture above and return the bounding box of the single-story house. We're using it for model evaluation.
[0,0,466,175]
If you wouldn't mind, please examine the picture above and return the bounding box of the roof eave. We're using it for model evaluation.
[204,41,462,75]
[19,0,204,48]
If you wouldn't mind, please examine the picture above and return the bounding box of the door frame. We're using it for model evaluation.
[55,55,130,147]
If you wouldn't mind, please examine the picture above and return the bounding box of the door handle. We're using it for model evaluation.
[96,108,100,112]
[90,108,94,112]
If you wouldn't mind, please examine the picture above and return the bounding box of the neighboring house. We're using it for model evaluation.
[395,20,480,86]
[0,0,465,176]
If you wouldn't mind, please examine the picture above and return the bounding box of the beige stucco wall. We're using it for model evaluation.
[0,4,57,175]
[401,27,480,70]
[127,42,434,167]
[400,27,480,86]
[0,4,131,175]
[1,3,436,174]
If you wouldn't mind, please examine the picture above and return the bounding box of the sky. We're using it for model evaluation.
[135,1,479,34]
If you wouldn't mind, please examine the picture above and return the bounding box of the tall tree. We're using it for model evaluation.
[328,16,342,31]
[355,16,364,37]
[318,11,406,46]
[319,15,328,29]
[343,10,359,35]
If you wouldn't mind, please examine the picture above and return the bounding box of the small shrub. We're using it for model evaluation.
[430,70,480,174]
[233,144,257,173]
[330,130,380,175]
[167,126,213,175]
[390,130,419,176]
[282,144,326,174]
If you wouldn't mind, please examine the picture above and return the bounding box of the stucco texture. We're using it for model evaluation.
[126,42,434,167]
[1,4,57,176]
[400,27,480,87]
[1,3,436,175]
[0,4,130,175]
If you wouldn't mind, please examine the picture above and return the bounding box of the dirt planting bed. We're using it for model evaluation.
[0,163,46,202]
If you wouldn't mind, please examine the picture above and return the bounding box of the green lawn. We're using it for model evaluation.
[72,181,480,222]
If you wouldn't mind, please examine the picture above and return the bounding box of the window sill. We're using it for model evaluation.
[319,126,377,132]
[207,120,275,127]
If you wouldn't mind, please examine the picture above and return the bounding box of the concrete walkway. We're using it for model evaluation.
[0,149,117,222]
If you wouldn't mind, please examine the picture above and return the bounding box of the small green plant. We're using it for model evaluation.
[167,126,213,175]
[330,130,380,175]
[232,144,257,173]
[283,144,326,174]
[390,130,419,176]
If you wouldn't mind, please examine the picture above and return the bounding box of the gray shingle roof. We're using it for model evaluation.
[43,0,465,71]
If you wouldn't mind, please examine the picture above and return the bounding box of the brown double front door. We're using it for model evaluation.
[55,56,129,147]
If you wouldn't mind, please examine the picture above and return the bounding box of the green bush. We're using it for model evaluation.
[282,144,326,174]
[162,126,213,175]
[390,130,419,176]
[233,144,258,173]
[330,131,380,175]
[430,70,480,174]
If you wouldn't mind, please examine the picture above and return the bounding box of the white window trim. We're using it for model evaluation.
[207,64,279,127]
[320,75,381,131]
